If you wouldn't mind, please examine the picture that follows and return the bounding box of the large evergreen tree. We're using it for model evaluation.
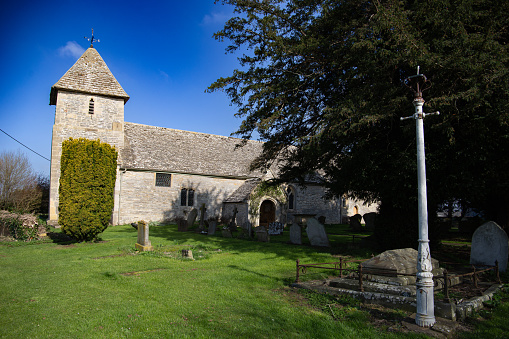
[209,0,509,246]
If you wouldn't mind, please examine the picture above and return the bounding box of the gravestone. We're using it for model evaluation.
[207,220,217,236]
[268,222,284,235]
[470,221,508,272]
[305,218,330,247]
[135,220,153,251]
[177,219,188,232]
[229,207,238,231]
[289,223,302,245]
[255,226,269,242]
[241,222,253,238]
[198,204,206,231]
[187,208,198,229]
[182,249,194,259]
[221,228,233,238]
[350,214,362,231]
[363,212,377,231]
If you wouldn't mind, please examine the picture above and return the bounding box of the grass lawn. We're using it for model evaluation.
[0,223,505,338]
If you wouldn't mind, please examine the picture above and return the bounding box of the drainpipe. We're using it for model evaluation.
[117,168,126,225]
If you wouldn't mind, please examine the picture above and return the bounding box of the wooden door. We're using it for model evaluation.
[259,200,276,226]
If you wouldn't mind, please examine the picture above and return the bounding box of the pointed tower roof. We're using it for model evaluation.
[50,47,129,105]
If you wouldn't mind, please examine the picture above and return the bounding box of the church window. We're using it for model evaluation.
[88,98,95,114]
[287,186,295,210]
[181,188,195,206]
[155,173,171,187]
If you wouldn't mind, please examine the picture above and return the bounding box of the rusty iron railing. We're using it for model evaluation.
[296,259,502,299]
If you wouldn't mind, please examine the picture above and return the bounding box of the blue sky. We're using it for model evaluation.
[0,1,245,176]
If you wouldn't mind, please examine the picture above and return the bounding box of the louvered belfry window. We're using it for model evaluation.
[88,98,95,114]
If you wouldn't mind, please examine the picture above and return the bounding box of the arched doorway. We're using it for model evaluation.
[259,200,276,226]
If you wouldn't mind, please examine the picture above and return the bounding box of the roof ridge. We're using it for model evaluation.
[124,121,264,145]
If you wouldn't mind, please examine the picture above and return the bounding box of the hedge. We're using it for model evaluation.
[58,138,117,241]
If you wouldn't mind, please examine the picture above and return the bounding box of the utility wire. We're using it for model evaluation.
[0,128,51,162]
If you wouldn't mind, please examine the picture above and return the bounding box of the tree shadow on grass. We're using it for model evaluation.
[46,231,78,245]
[138,223,373,262]
[227,264,290,284]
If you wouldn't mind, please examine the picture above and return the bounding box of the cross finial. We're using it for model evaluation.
[84,29,100,48]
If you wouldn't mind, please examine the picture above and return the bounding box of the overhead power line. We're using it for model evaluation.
[0,128,51,162]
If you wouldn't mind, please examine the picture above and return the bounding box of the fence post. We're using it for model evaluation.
[443,270,449,303]
[359,263,364,292]
[472,265,478,288]
[296,259,300,283]
[340,258,343,278]
[495,260,501,284]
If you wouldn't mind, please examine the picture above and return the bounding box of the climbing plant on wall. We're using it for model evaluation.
[248,181,286,217]
[58,138,117,241]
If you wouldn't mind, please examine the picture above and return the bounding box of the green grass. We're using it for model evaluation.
[0,224,397,338]
[0,223,504,338]
[459,284,509,339]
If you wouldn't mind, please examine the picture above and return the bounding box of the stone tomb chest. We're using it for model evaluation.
[361,248,441,285]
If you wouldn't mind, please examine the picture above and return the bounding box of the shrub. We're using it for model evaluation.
[58,138,117,241]
[0,211,45,241]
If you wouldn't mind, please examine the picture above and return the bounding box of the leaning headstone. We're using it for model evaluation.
[350,214,362,231]
[363,212,377,231]
[255,226,269,242]
[289,223,302,245]
[268,222,284,235]
[187,208,198,230]
[207,220,217,236]
[470,221,508,272]
[135,220,153,251]
[305,218,330,247]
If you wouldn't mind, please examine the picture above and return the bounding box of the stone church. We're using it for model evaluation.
[48,46,375,227]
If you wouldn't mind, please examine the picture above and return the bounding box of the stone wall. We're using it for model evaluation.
[48,91,125,224]
[222,203,249,227]
[287,184,342,224]
[116,170,246,225]
[341,197,379,223]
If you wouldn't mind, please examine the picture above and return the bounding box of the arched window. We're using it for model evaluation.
[88,98,95,114]
[287,186,295,210]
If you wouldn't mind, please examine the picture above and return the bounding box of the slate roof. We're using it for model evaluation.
[50,47,129,105]
[224,179,261,203]
[121,122,265,179]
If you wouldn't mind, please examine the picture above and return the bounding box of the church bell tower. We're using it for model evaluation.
[48,42,129,225]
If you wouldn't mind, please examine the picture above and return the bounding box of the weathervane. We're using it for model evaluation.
[401,66,440,328]
[84,29,100,48]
